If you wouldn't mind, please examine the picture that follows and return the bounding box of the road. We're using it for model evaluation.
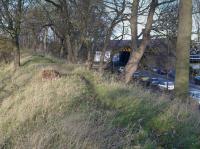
[139,70,200,91]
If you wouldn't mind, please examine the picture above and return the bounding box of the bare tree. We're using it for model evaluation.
[125,0,158,83]
[125,0,176,83]
[0,0,31,68]
[43,0,104,63]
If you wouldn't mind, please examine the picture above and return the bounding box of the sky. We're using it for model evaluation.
[113,18,199,41]
[111,1,199,41]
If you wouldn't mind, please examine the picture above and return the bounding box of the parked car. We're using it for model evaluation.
[149,77,161,86]
[133,71,142,79]
[151,67,159,73]
[190,90,200,102]
[151,67,167,75]
[189,90,200,109]
[132,71,150,85]
[158,81,174,90]
[168,70,175,79]
[194,76,200,85]
[158,69,168,75]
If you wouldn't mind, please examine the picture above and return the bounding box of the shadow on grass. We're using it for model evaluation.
[0,76,12,101]
[0,90,11,102]
[0,71,34,105]
[21,55,56,67]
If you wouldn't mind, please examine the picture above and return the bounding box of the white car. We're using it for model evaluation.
[158,81,174,90]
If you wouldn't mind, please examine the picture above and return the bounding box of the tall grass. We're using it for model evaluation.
[0,52,200,149]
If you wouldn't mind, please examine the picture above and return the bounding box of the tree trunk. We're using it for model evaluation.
[125,0,157,83]
[87,42,95,69]
[175,0,192,100]
[99,29,112,72]
[87,48,93,69]
[14,36,20,69]
[60,38,64,58]
[44,27,48,54]
[32,33,38,52]
[125,0,139,81]
[130,0,139,51]
[73,40,83,63]
[99,47,106,72]
[13,0,22,69]
[66,34,74,63]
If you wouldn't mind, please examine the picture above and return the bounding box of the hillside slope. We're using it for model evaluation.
[0,52,200,149]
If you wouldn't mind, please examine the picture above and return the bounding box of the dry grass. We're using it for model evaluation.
[0,51,200,149]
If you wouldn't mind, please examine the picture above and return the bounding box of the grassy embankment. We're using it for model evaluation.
[0,50,200,149]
